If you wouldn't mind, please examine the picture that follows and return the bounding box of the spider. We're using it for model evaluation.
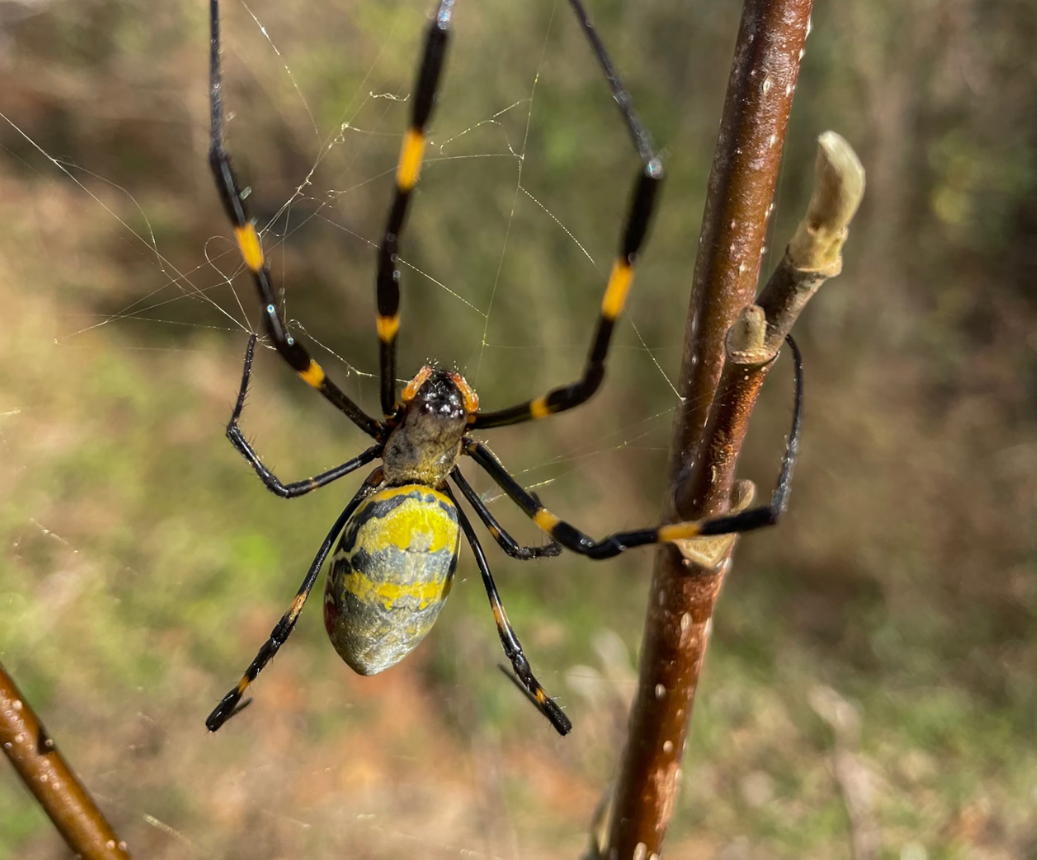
[206,0,803,736]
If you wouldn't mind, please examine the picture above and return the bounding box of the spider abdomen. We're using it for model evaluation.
[323,484,460,675]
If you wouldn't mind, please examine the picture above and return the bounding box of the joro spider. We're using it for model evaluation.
[206,0,803,736]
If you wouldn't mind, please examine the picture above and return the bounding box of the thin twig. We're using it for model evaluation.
[0,659,132,859]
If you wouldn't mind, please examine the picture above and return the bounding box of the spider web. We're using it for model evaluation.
[0,1,791,857]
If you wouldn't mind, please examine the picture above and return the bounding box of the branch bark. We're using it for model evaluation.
[600,3,865,857]
[0,660,132,859]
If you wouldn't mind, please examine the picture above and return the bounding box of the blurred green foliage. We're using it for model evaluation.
[1,0,1035,857]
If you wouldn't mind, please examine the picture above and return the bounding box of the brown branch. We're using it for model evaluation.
[0,659,132,859]
[599,128,863,858]
[667,0,816,512]
[601,2,865,856]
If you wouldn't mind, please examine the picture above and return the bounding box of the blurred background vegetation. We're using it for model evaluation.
[0,0,1034,857]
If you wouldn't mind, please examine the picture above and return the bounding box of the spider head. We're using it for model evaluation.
[401,365,479,429]
[383,366,479,485]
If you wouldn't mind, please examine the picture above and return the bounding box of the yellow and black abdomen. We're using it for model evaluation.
[323,484,460,675]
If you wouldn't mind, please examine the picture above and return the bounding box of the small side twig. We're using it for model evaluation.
[756,130,866,351]
[681,131,866,532]
[0,659,132,859]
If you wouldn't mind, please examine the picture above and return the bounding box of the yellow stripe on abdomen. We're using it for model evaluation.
[351,486,457,554]
[324,484,461,676]
[344,569,449,611]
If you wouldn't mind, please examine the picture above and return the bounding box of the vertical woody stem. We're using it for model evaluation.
[606,1,814,856]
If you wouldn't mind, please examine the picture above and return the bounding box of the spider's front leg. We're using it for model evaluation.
[209,0,381,439]
[374,0,453,419]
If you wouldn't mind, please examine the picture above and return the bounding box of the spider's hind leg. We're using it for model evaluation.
[444,486,572,736]
[206,473,381,731]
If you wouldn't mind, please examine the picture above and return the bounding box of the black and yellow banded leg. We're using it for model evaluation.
[376,0,455,418]
[451,468,561,560]
[470,0,664,431]
[209,0,381,441]
[467,336,804,560]
[226,335,382,498]
[472,163,661,429]
[444,487,572,736]
[206,472,382,732]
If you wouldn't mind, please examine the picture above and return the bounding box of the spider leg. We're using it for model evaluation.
[470,0,663,431]
[226,335,382,498]
[443,486,572,736]
[376,0,454,418]
[206,470,382,732]
[467,337,803,560]
[208,0,381,440]
[451,468,561,560]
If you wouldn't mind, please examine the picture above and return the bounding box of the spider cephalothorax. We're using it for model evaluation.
[381,366,479,486]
